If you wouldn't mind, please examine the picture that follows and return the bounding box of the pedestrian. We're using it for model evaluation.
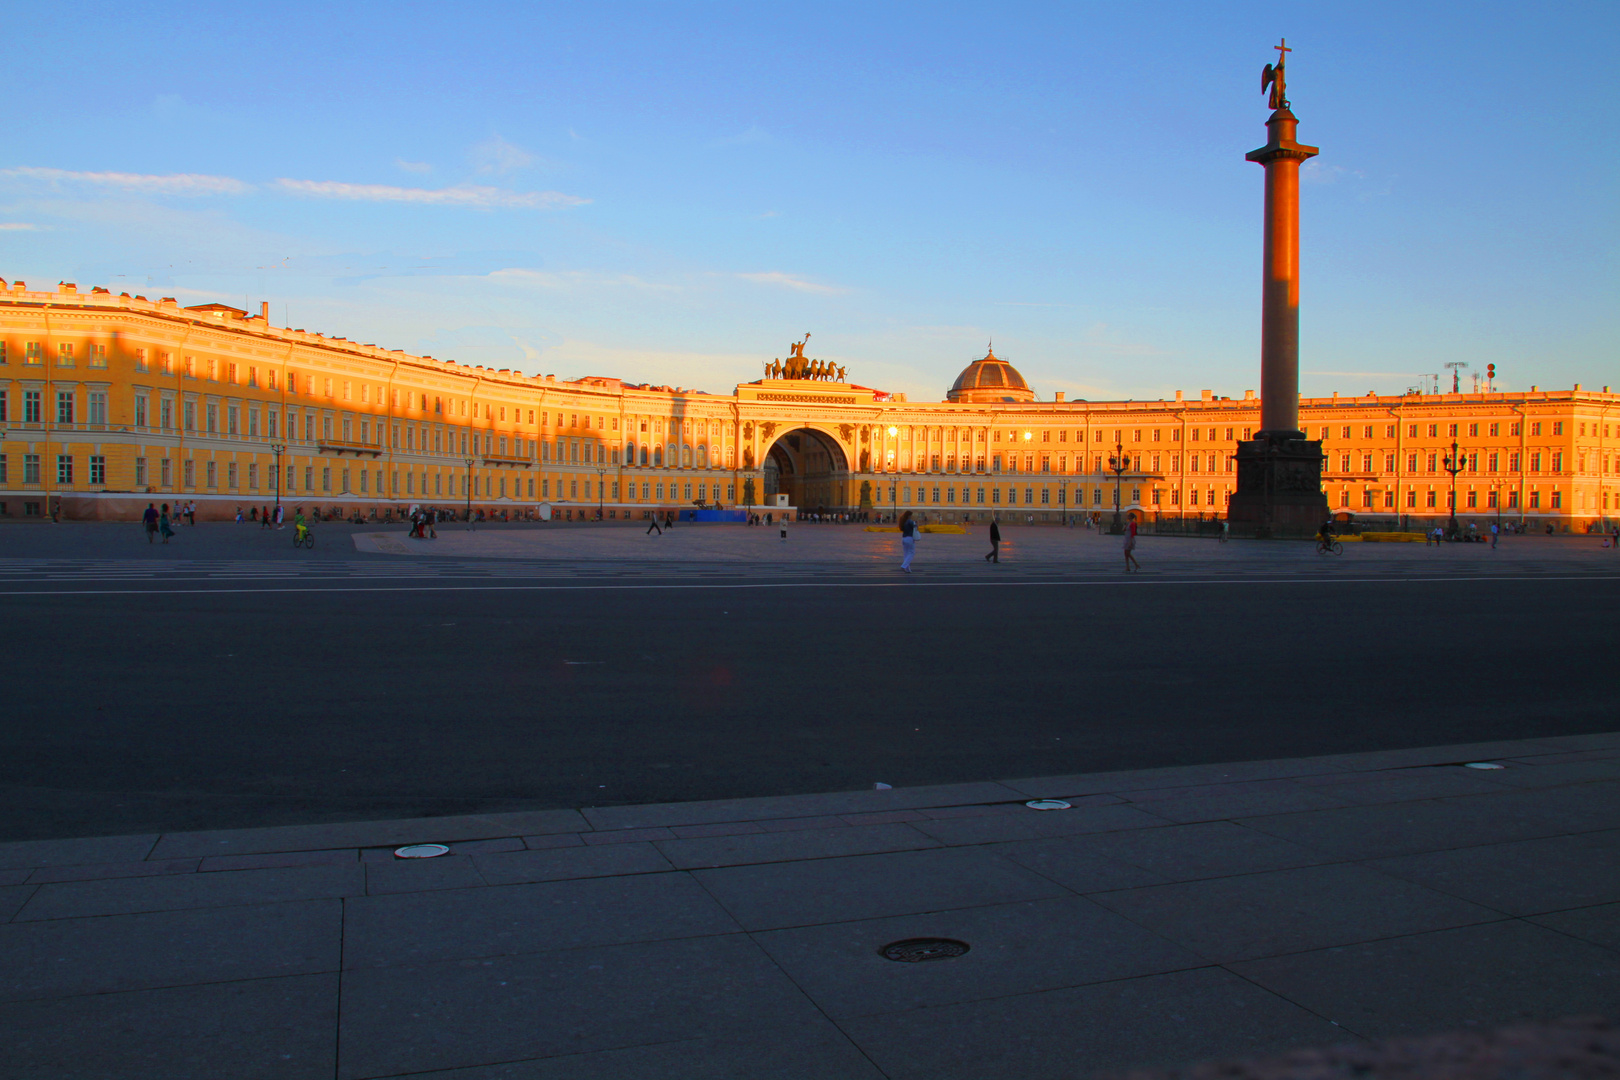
[159,503,174,543]
[142,502,159,543]
[646,513,662,535]
[780,515,789,543]
[1491,522,1499,549]
[899,510,917,572]
[274,504,284,529]
[1123,516,1141,572]
[1220,519,1230,543]
[186,501,196,526]
[235,506,243,524]
[985,517,1001,562]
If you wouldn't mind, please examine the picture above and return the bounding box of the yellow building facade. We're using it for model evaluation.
[1,282,1616,529]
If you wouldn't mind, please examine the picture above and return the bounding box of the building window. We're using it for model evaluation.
[305,466,314,491]
[1530,490,1540,509]
[88,344,106,368]
[57,455,73,484]
[24,454,41,484]
[204,460,215,487]
[90,456,105,484]
[248,463,258,490]
[135,457,147,487]
[25,341,43,365]
[206,404,218,433]
[24,390,41,423]
[87,391,107,426]
[57,343,74,367]
[162,458,172,486]
[56,391,74,425]
[1426,490,1436,508]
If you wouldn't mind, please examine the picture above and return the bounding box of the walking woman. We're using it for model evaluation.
[899,510,917,573]
[1123,516,1141,572]
[159,503,175,544]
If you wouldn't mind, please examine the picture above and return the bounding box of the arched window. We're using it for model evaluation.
[682,446,692,468]
[653,447,663,467]
[626,441,635,464]
[640,446,649,466]
[697,445,708,468]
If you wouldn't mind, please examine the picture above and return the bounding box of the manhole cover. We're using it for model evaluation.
[1026,799,1071,810]
[1463,762,1506,770]
[880,938,970,963]
[394,843,451,859]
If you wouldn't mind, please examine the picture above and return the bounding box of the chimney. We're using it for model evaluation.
[1174,390,1184,401]
[261,301,271,324]
[1053,391,1065,403]
[1200,389,1213,402]
[1244,389,1256,400]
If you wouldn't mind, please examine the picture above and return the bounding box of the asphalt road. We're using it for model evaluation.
[3,566,1616,841]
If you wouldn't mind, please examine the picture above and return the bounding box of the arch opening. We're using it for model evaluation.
[763,427,851,513]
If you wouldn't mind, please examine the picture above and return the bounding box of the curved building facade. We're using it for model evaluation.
[0,282,1615,529]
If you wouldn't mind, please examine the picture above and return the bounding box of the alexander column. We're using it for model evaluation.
[1228,39,1328,533]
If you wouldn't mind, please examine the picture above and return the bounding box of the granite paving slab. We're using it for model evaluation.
[751,894,1207,1019]
[148,809,588,860]
[652,821,941,869]
[472,842,672,886]
[907,802,1169,845]
[1062,820,1332,882]
[1528,902,1620,951]
[1089,863,1505,963]
[579,781,1026,831]
[14,862,366,921]
[836,966,1345,1080]
[988,836,1169,893]
[336,934,823,1079]
[364,855,488,895]
[0,833,157,871]
[0,899,340,1002]
[1230,920,1620,1039]
[379,1022,886,1079]
[342,873,741,969]
[1235,794,1574,861]
[1366,829,1620,916]
[0,972,338,1080]
[691,846,1069,931]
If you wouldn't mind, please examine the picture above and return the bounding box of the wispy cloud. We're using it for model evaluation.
[1,167,251,196]
[472,135,537,175]
[736,271,848,295]
[0,222,38,230]
[489,268,678,292]
[274,179,588,210]
[394,158,432,174]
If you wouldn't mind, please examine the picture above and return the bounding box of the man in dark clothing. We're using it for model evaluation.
[142,503,159,543]
[646,514,662,535]
[985,519,1001,562]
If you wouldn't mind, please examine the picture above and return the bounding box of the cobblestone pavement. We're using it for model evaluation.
[1,735,1616,1079]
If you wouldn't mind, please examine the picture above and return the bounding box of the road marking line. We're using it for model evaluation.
[0,574,1615,596]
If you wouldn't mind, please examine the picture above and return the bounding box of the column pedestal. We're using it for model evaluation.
[1227,434,1327,536]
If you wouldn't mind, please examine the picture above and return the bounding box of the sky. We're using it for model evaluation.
[2,1,1615,403]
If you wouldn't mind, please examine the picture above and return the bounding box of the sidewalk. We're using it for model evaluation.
[1,734,1617,1079]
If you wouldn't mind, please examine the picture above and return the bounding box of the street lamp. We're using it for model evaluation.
[1442,439,1466,537]
[270,443,285,523]
[596,466,606,520]
[1106,442,1130,534]
[464,457,475,528]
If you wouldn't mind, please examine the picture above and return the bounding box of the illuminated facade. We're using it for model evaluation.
[1,282,1615,528]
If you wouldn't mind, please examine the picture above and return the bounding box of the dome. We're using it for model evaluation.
[947,347,1035,403]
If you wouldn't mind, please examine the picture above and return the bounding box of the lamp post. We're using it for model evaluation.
[596,466,606,520]
[1107,442,1129,533]
[1442,439,1466,537]
[270,443,285,522]
[464,457,475,527]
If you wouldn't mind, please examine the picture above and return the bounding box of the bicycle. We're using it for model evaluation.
[293,525,315,549]
[1315,538,1342,555]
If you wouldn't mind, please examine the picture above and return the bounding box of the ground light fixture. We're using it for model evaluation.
[394,844,450,858]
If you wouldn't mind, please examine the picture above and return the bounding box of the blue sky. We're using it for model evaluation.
[3,1,1614,401]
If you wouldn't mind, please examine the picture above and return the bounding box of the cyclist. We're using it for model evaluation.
[1316,519,1335,552]
[293,507,309,546]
